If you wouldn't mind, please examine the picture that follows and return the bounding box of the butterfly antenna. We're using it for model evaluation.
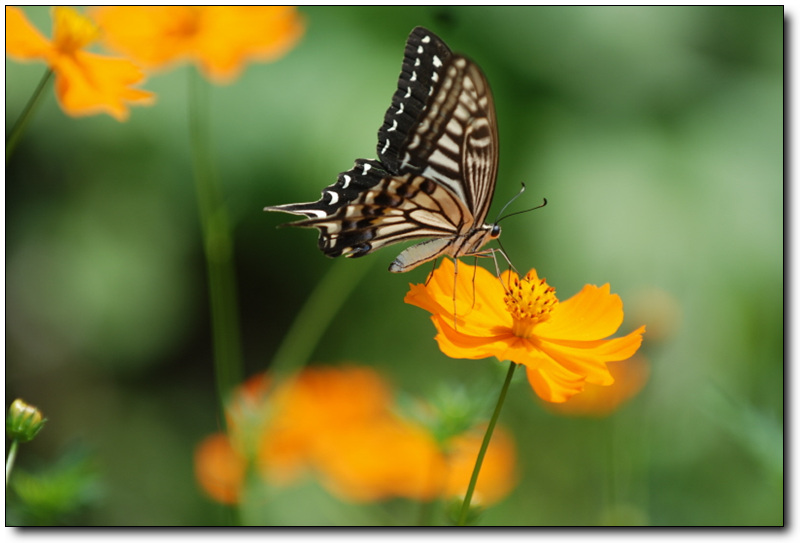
[497,197,548,224]
[493,183,528,224]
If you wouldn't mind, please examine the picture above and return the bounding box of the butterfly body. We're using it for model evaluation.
[265,27,500,272]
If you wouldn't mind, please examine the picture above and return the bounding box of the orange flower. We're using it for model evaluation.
[257,366,397,488]
[91,6,305,84]
[313,415,446,503]
[405,259,646,403]
[543,355,650,417]
[194,433,246,505]
[5,6,154,120]
[194,366,518,507]
[256,366,445,502]
[443,426,517,507]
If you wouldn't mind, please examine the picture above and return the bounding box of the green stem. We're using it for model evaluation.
[457,361,518,526]
[6,68,54,161]
[6,439,19,487]
[269,258,375,381]
[188,71,243,422]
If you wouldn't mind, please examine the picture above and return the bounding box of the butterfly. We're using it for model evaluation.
[265,26,501,273]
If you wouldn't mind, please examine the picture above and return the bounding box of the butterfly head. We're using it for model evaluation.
[457,222,501,258]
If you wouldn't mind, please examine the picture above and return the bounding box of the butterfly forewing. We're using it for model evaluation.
[265,27,501,272]
[376,27,453,173]
[458,61,499,225]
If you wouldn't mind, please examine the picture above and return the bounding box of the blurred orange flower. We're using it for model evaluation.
[542,355,650,417]
[256,366,448,502]
[91,6,305,84]
[405,259,646,403]
[443,425,517,507]
[256,366,401,490]
[194,366,517,507]
[5,6,154,120]
[194,433,246,505]
[309,414,446,502]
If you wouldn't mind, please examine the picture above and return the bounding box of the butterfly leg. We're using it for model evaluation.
[470,255,480,311]
[425,257,440,286]
[469,246,519,291]
[469,247,508,277]
[493,239,519,276]
[453,257,459,331]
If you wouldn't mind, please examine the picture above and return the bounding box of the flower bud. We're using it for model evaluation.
[6,399,47,442]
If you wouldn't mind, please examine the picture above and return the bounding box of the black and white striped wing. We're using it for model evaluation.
[265,27,500,272]
[296,173,477,258]
[376,27,498,229]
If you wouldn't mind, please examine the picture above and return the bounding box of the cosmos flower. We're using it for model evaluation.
[194,433,246,505]
[195,366,516,506]
[6,6,154,120]
[91,6,305,84]
[542,355,650,416]
[405,259,646,403]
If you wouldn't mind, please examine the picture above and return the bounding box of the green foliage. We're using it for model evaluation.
[7,449,101,526]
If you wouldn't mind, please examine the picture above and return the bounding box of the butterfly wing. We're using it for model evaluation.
[265,27,499,270]
[285,173,474,259]
[376,27,498,228]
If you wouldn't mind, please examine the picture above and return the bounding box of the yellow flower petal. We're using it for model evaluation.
[430,313,515,360]
[193,7,305,83]
[443,426,517,506]
[536,324,644,380]
[404,258,511,335]
[6,6,52,60]
[194,433,245,505]
[525,361,587,403]
[52,7,99,54]
[52,51,155,120]
[536,284,625,341]
[91,7,196,68]
[544,355,650,416]
[92,6,305,84]
[316,417,445,502]
[204,365,519,505]
[6,6,154,120]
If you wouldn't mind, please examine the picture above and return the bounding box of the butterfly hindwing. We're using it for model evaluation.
[265,158,388,221]
[289,174,473,258]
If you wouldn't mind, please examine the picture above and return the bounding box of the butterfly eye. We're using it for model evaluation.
[490,224,502,239]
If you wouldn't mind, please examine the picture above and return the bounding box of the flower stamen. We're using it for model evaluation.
[52,7,99,54]
[504,271,558,338]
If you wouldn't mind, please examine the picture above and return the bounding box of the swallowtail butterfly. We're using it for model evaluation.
[265,26,501,273]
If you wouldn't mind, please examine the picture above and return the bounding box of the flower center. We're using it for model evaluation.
[504,271,558,338]
[52,7,99,54]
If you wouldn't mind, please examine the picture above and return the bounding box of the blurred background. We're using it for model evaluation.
[5,6,782,526]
